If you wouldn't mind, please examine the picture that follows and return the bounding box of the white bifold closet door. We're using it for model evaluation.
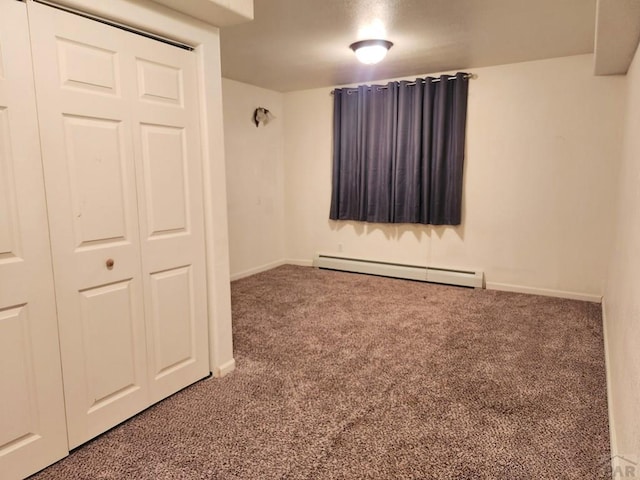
[0,1,68,478]
[29,2,210,449]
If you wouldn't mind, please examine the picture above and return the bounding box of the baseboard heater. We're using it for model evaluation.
[313,254,484,288]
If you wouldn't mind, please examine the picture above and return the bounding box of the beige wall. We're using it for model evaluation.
[222,78,286,279]
[604,41,640,459]
[283,54,625,299]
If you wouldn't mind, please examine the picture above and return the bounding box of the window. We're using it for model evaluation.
[329,73,469,225]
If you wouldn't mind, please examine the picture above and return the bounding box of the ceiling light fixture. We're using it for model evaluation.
[350,39,393,65]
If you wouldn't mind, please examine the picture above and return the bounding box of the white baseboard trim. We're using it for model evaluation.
[485,282,602,303]
[602,297,618,459]
[213,358,236,378]
[285,258,314,267]
[229,260,286,281]
[229,259,314,281]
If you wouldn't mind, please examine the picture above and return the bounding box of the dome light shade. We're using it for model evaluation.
[350,39,393,65]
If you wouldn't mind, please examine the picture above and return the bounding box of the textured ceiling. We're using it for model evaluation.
[220,0,597,92]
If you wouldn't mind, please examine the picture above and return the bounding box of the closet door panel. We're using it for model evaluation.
[131,40,209,401]
[0,2,68,478]
[139,123,188,236]
[29,1,210,447]
[62,115,130,247]
[57,37,118,95]
[149,266,195,378]
[28,2,149,449]
[80,280,140,405]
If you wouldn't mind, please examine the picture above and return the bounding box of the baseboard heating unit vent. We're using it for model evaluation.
[313,254,484,289]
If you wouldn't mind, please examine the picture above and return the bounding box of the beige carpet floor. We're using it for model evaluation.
[31,265,611,479]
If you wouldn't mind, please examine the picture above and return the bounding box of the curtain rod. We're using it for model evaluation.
[331,73,474,95]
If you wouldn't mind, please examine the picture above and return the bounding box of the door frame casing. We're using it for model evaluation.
[27,0,236,376]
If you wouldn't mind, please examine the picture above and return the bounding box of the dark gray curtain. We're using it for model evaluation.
[329,73,469,225]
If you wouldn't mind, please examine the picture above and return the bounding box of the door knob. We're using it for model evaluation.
[106,258,115,269]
